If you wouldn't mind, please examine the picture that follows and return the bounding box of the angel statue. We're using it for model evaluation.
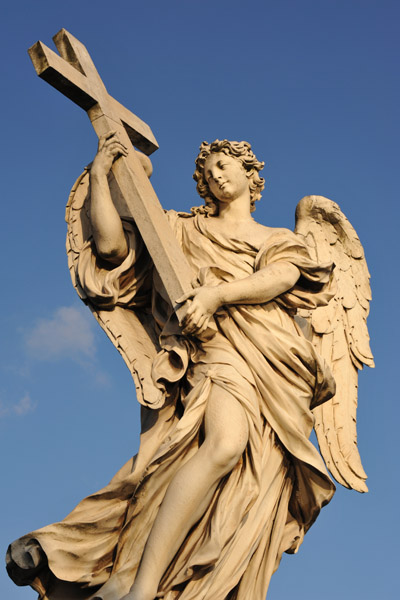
[7,135,374,600]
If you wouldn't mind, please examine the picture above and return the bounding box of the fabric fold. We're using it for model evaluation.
[7,211,337,600]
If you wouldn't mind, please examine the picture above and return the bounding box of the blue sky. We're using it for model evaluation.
[1,1,398,598]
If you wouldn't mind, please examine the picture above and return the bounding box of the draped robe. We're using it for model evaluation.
[7,211,336,600]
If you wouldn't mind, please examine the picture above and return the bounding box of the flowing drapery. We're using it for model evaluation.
[7,212,336,600]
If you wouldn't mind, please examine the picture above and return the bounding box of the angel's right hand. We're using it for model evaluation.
[91,131,128,177]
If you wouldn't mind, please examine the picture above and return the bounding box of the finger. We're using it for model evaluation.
[176,291,195,304]
[187,310,205,329]
[103,133,128,151]
[185,314,208,337]
[184,303,196,318]
[105,142,128,156]
[104,146,129,161]
[196,323,209,336]
[104,137,128,150]
[184,307,205,329]
[182,322,196,335]
[195,316,209,332]
[98,131,117,148]
[181,310,196,330]
[182,311,199,330]
[104,130,117,141]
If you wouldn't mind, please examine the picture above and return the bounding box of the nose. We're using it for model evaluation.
[210,168,222,182]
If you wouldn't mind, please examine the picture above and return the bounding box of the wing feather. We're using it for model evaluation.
[65,169,163,409]
[295,195,373,493]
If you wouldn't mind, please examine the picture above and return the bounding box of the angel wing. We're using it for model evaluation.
[65,167,164,410]
[295,195,374,493]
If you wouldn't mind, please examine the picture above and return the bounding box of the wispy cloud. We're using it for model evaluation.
[13,305,111,390]
[14,393,36,415]
[24,305,96,363]
[0,393,36,418]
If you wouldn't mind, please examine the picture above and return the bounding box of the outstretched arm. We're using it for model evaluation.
[178,261,300,335]
[90,132,129,264]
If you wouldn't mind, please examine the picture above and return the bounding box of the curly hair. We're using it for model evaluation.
[192,140,265,216]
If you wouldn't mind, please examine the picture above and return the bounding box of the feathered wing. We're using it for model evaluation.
[295,195,374,492]
[65,168,164,409]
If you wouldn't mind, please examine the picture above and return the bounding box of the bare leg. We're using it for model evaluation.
[122,386,249,600]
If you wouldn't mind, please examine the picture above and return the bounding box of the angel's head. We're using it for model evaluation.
[192,140,265,216]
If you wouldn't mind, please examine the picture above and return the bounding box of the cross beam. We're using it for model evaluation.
[28,29,194,322]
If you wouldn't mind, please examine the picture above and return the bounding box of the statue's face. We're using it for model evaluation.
[204,153,249,203]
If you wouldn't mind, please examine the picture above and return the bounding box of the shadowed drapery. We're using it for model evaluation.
[7,211,336,600]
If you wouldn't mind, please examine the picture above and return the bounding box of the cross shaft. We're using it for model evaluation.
[28,29,194,321]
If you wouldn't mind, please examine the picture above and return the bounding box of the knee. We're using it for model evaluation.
[206,433,247,475]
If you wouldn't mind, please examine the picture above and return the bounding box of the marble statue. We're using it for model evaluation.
[6,30,374,600]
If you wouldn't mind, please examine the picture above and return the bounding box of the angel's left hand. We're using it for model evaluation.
[177,286,222,335]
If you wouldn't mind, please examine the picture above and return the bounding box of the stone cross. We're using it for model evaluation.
[28,29,194,322]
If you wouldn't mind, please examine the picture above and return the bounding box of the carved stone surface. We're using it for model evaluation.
[6,31,373,600]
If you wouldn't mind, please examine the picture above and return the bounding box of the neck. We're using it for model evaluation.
[217,194,252,222]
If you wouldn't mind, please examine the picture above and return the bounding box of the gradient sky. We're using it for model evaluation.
[1,1,399,598]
